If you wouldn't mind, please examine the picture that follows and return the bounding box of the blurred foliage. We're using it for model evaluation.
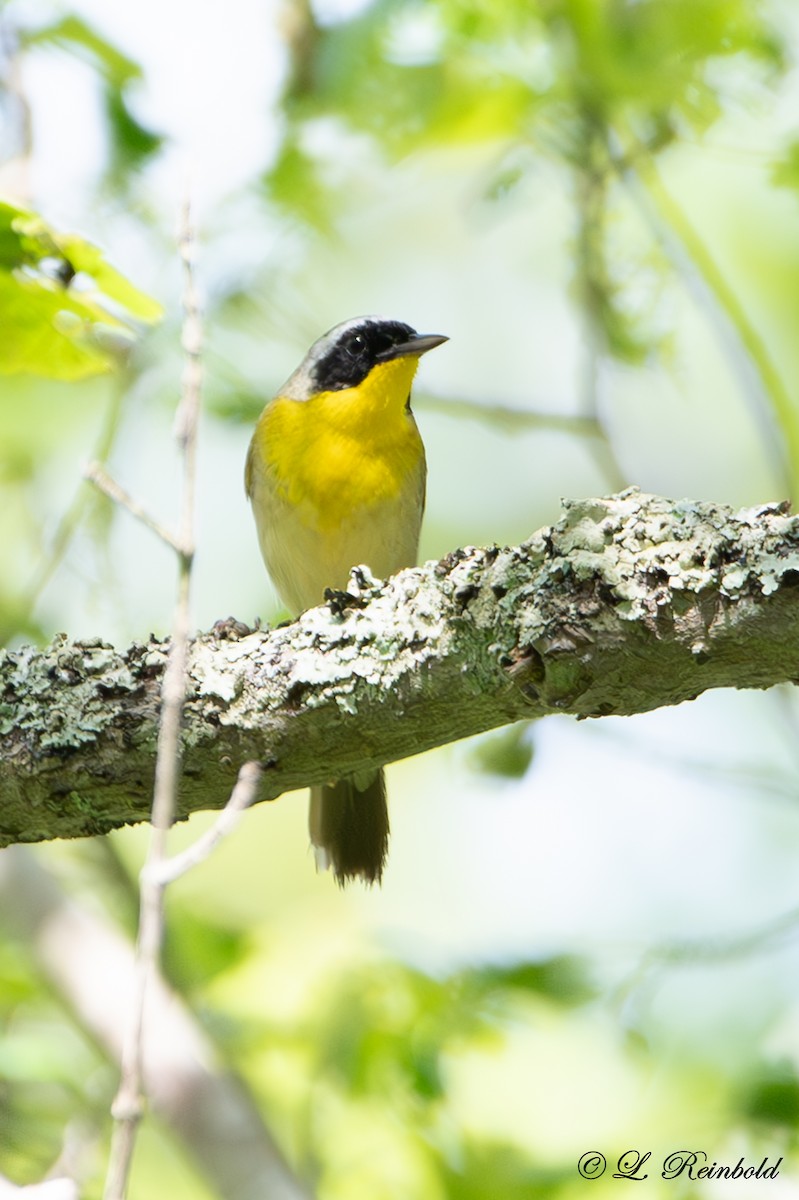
[0,940,108,1184]
[301,955,593,1099]
[0,900,598,1195]
[772,139,799,200]
[18,14,164,187]
[0,9,163,645]
[469,722,535,778]
[739,1059,799,1131]
[438,1142,571,1200]
[267,0,786,367]
[208,945,599,1190]
[279,0,784,150]
[162,908,252,994]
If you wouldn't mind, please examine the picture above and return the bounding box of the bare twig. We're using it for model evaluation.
[417,391,606,437]
[418,392,627,492]
[103,202,203,1200]
[572,139,628,493]
[609,134,795,501]
[84,460,182,555]
[147,760,262,887]
[614,898,799,1039]
[19,383,125,625]
[174,204,203,461]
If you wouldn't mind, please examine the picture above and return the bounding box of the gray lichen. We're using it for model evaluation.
[2,489,799,846]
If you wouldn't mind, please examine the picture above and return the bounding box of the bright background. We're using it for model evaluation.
[2,0,799,1196]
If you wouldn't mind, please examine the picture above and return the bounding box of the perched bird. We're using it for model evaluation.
[245,316,447,884]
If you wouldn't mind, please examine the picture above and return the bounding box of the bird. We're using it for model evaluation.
[245,315,448,885]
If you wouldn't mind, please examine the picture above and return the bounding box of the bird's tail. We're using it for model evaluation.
[309,769,389,886]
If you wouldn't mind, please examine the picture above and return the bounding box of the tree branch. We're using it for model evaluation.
[3,488,799,845]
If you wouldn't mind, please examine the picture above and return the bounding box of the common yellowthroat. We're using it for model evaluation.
[245,316,447,884]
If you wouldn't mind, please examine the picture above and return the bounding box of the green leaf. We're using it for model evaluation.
[56,234,163,323]
[0,273,112,378]
[0,201,161,379]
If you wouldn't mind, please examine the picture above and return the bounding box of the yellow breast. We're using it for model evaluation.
[245,354,427,612]
[250,355,425,533]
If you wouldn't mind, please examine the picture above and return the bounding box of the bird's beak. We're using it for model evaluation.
[376,333,449,362]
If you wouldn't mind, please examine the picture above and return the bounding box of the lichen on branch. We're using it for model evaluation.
[2,488,799,847]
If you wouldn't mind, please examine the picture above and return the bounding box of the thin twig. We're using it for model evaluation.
[147,761,262,887]
[84,460,182,554]
[417,391,607,437]
[609,134,795,501]
[571,146,628,493]
[103,201,203,1200]
[614,899,799,1037]
[418,392,627,491]
[2,386,126,645]
[174,201,203,463]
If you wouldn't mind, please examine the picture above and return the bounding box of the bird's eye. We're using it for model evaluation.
[343,332,366,357]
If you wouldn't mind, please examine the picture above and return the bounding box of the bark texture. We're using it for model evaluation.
[2,488,799,846]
